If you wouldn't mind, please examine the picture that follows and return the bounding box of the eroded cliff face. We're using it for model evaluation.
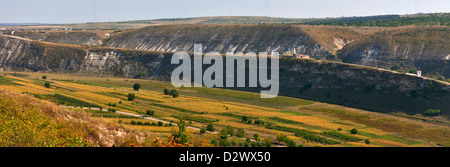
[338,27,450,78]
[1,35,449,116]
[0,35,173,79]
[106,24,336,59]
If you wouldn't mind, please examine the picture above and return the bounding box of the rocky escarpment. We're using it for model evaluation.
[1,35,449,116]
[338,27,450,79]
[4,30,103,46]
[106,24,337,59]
[0,35,169,78]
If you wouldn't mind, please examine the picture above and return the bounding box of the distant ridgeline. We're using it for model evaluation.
[1,34,450,117]
[300,13,450,27]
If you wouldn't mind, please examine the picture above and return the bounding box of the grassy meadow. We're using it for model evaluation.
[1,71,449,147]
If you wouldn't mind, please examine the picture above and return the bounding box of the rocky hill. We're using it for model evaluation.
[105,24,362,59]
[1,34,449,116]
[3,30,105,46]
[337,26,450,80]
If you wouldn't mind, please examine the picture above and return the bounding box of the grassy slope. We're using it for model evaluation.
[2,71,449,147]
[0,90,97,147]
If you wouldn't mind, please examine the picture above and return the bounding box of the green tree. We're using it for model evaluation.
[226,125,234,136]
[263,138,272,147]
[173,118,188,144]
[133,83,141,91]
[42,75,47,79]
[219,128,229,140]
[44,82,51,88]
[206,123,215,132]
[164,88,170,95]
[236,129,245,137]
[241,116,249,123]
[170,89,179,98]
[365,139,370,144]
[253,133,261,142]
[350,128,358,134]
[146,109,154,116]
[200,128,206,134]
[157,121,163,126]
[127,93,136,101]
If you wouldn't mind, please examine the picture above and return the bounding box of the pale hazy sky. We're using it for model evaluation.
[1,0,449,23]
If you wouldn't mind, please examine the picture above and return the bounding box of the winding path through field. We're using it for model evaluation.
[62,106,215,133]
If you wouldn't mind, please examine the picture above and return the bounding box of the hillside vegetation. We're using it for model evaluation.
[1,72,449,147]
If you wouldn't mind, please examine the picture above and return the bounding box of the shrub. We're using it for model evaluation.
[276,134,299,147]
[44,82,51,88]
[130,121,137,125]
[42,75,47,79]
[170,89,179,98]
[295,132,340,145]
[263,138,272,147]
[276,133,288,143]
[206,123,215,132]
[133,83,141,91]
[365,139,370,144]
[200,128,206,134]
[157,121,163,126]
[146,109,155,116]
[337,128,342,131]
[226,125,234,136]
[219,129,229,140]
[423,109,440,117]
[323,131,362,142]
[164,88,170,95]
[236,129,245,137]
[241,116,249,123]
[210,138,218,146]
[254,119,264,125]
[253,133,261,142]
[173,118,188,144]
[350,128,358,134]
[127,93,136,101]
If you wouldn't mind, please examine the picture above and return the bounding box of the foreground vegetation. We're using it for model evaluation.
[0,72,449,147]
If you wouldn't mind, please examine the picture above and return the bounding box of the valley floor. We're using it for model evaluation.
[1,71,449,147]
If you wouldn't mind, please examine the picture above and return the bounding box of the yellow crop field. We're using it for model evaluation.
[1,71,449,147]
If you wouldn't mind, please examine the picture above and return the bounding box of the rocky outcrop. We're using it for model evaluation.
[106,24,336,59]
[1,34,449,116]
[338,27,450,78]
